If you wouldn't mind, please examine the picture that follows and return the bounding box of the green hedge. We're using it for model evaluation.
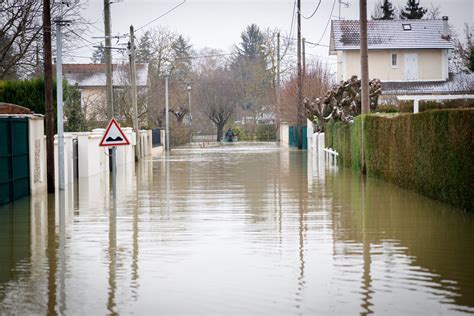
[0,78,67,114]
[326,109,474,211]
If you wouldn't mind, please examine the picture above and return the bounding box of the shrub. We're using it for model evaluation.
[326,109,474,211]
[256,124,276,141]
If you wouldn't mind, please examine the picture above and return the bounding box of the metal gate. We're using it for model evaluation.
[152,128,161,147]
[289,126,307,150]
[0,117,30,205]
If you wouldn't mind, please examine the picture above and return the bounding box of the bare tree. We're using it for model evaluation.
[1,0,43,79]
[195,68,241,141]
[1,0,87,79]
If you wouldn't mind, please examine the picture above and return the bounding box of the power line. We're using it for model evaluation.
[315,0,337,45]
[281,1,297,59]
[302,0,321,19]
[135,0,186,32]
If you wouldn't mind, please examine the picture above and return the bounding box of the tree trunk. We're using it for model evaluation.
[216,123,224,142]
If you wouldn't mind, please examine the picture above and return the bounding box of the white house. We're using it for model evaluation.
[62,63,149,119]
[329,17,474,112]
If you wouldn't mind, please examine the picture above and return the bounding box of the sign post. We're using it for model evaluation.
[99,118,130,200]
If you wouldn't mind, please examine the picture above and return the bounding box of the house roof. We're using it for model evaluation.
[330,19,454,54]
[62,63,149,87]
[382,73,474,96]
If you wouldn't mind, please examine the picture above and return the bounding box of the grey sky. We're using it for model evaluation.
[70,0,474,64]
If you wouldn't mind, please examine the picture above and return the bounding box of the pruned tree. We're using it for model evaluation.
[196,68,240,141]
[304,76,383,125]
[400,0,427,19]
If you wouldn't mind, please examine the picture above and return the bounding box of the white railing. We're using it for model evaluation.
[323,147,339,164]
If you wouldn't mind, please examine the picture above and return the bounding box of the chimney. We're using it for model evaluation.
[441,16,450,40]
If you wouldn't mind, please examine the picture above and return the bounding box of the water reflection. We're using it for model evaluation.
[0,143,472,314]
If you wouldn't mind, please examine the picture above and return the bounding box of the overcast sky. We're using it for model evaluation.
[69,0,474,64]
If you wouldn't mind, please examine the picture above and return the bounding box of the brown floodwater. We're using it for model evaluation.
[0,143,473,315]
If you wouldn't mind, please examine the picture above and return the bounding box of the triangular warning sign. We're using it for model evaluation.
[99,118,131,147]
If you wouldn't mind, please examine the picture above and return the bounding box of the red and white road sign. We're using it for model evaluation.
[99,118,130,147]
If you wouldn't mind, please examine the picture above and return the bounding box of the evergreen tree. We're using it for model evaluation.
[91,43,105,63]
[400,0,427,19]
[231,24,271,117]
[172,35,192,75]
[64,84,87,132]
[136,31,154,63]
[379,0,395,20]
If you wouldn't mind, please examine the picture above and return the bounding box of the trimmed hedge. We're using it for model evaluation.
[0,78,66,114]
[326,109,474,211]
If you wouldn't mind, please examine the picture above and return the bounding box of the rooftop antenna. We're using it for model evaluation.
[338,0,349,20]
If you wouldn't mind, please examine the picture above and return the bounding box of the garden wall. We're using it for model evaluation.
[326,109,474,211]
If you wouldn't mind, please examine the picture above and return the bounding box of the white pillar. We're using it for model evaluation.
[414,98,420,114]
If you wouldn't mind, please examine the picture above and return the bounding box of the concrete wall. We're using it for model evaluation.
[28,116,47,195]
[280,123,289,147]
[342,49,446,81]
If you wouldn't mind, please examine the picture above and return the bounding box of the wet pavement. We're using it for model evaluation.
[1,142,473,314]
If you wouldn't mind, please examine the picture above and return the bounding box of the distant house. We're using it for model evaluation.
[62,63,149,119]
[329,17,474,111]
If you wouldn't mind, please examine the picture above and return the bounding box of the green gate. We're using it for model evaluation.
[0,118,30,205]
[289,125,307,150]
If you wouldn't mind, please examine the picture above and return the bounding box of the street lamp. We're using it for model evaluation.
[187,82,193,143]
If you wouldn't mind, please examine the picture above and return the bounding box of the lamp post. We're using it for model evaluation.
[187,84,192,143]
[165,74,170,152]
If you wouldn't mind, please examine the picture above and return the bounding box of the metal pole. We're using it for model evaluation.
[276,32,281,142]
[360,0,369,174]
[129,25,140,161]
[112,147,117,200]
[56,2,65,191]
[104,0,114,119]
[188,86,192,143]
[165,75,170,152]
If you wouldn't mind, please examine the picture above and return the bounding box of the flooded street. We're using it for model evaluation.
[1,143,473,315]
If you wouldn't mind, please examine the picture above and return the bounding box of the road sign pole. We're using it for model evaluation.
[112,146,117,200]
[99,118,131,200]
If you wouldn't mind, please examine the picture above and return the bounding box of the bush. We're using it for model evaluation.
[256,124,276,141]
[326,109,474,211]
[170,124,191,146]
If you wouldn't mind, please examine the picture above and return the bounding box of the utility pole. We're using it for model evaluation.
[165,75,170,152]
[296,0,303,149]
[43,0,55,193]
[103,0,117,197]
[276,32,281,142]
[360,0,369,173]
[302,37,306,86]
[104,0,114,119]
[129,25,140,161]
[55,1,65,191]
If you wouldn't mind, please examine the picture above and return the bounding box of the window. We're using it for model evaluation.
[402,24,412,31]
[391,53,398,68]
